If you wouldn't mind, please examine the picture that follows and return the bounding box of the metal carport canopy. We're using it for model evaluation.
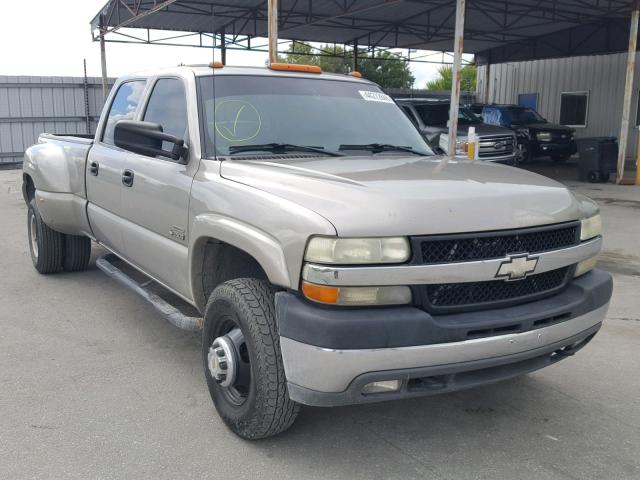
[91,1,635,60]
[90,0,640,184]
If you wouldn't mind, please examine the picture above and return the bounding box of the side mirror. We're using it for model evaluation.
[114,120,188,163]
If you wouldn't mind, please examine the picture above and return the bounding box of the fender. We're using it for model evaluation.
[24,134,92,197]
[23,135,94,236]
[191,213,289,282]
[189,214,292,311]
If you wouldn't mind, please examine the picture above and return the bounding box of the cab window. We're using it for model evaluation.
[402,106,420,127]
[143,78,188,141]
[102,80,146,145]
[482,107,503,126]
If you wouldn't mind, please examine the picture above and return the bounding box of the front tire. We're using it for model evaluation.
[27,199,63,274]
[202,278,299,439]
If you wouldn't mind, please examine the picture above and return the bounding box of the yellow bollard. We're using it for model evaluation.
[467,126,478,162]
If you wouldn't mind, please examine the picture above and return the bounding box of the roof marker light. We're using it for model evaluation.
[350,71,363,78]
[209,61,224,69]
[269,63,322,74]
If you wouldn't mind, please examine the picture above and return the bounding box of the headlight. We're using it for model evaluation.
[580,214,602,241]
[302,281,412,306]
[305,236,411,265]
[537,132,552,142]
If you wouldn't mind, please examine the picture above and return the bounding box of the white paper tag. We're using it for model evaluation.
[359,90,394,104]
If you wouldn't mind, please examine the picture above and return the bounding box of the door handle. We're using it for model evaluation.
[89,161,99,176]
[122,169,134,187]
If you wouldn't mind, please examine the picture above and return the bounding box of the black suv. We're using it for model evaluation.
[471,104,577,163]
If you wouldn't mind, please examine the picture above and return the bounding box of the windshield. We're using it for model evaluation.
[198,75,433,157]
[507,107,546,124]
[414,104,482,127]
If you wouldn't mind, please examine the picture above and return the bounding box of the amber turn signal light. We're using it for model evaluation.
[269,63,322,74]
[302,282,340,304]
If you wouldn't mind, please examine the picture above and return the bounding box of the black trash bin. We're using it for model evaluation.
[577,137,618,183]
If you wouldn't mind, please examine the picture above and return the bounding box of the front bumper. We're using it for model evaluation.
[277,270,612,406]
[534,140,578,156]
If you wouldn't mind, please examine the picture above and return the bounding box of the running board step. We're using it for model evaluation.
[96,253,203,331]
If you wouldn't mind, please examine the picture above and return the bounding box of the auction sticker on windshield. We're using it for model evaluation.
[359,91,394,104]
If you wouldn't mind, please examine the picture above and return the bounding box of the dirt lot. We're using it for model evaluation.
[0,168,638,480]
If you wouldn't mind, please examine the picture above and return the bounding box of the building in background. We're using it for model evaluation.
[476,53,640,160]
[0,76,112,166]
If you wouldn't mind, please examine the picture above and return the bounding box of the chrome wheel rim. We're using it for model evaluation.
[29,212,38,260]
[208,325,251,406]
[516,143,528,164]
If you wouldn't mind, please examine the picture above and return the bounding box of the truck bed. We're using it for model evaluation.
[22,132,95,237]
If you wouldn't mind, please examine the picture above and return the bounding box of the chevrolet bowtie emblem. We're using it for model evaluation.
[496,254,539,280]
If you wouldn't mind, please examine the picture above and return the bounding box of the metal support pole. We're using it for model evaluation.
[268,0,278,64]
[617,2,639,184]
[483,63,491,103]
[100,33,108,100]
[354,38,359,71]
[83,59,91,135]
[447,0,466,160]
[220,28,227,64]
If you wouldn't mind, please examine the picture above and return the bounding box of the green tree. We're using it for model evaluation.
[356,50,415,89]
[278,43,415,89]
[426,65,477,91]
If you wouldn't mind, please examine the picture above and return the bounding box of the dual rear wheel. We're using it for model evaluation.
[27,199,91,274]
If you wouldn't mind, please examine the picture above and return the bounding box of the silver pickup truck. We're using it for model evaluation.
[23,64,612,439]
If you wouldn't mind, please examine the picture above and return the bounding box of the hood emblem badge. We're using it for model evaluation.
[496,254,539,281]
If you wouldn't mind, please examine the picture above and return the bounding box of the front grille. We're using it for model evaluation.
[419,267,570,313]
[417,223,579,264]
[479,135,515,157]
[411,223,580,313]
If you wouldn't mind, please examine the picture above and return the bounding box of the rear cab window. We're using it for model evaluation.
[102,80,146,145]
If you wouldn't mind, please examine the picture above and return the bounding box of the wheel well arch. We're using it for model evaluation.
[191,237,270,311]
[22,173,35,203]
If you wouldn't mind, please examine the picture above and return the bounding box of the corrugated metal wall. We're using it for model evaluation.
[477,53,639,158]
[0,76,113,165]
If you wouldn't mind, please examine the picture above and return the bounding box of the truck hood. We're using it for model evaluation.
[220,155,591,236]
[524,123,574,134]
[422,123,512,137]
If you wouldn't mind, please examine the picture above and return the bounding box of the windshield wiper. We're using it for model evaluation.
[339,143,429,156]
[229,143,342,157]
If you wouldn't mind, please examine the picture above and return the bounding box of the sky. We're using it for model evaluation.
[0,0,458,87]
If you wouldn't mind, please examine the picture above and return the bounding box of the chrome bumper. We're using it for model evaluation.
[281,303,608,403]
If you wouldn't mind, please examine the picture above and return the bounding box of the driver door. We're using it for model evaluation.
[118,77,195,299]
